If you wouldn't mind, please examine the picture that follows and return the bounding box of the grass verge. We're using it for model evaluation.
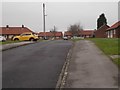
[113,58,120,67]
[87,38,120,66]
[0,40,22,45]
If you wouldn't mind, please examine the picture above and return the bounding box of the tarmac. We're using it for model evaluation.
[65,40,118,88]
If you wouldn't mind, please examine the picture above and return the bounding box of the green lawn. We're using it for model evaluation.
[88,38,119,55]
[113,58,120,67]
[88,38,120,66]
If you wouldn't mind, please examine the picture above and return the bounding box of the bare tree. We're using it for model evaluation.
[50,26,57,38]
[67,23,83,37]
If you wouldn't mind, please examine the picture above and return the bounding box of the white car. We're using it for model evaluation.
[0,36,6,42]
[63,36,68,40]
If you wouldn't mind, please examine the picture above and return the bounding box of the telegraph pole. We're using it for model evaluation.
[43,3,46,39]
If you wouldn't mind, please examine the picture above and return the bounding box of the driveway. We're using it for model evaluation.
[2,40,73,88]
[65,40,118,88]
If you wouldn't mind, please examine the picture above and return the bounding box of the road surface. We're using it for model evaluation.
[2,40,73,88]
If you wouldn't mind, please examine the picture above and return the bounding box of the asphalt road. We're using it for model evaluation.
[2,40,73,88]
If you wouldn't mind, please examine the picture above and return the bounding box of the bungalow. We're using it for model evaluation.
[95,24,110,38]
[64,30,94,38]
[106,21,120,38]
[80,30,95,38]
[64,31,73,38]
[38,32,63,39]
[0,25,34,40]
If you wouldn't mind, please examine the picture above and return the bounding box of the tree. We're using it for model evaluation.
[97,13,107,29]
[67,23,83,37]
[50,26,57,38]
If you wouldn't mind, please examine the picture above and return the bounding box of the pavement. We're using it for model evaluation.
[2,40,73,88]
[1,41,35,51]
[65,40,118,88]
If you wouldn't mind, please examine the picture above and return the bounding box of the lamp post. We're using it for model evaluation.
[43,3,47,39]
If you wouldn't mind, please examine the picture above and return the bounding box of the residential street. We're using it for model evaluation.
[65,40,118,88]
[2,40,73,88]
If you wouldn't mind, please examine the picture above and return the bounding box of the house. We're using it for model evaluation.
[95,24,110,38]
[0,25,34,40]
[64,30,94,38]
[106,21,120,38]
[38,32,63,39]
[80,30,95,38]
[64,31,73,38]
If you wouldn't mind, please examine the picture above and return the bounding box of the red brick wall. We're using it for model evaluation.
[95,25,109,38]
[116,27,120,38]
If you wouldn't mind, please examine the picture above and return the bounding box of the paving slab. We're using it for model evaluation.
[65,40,118,88]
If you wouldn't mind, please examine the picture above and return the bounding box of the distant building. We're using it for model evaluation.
[106,21,120,38]
[0,25,34,40]
[38,32,63,39]
[64,31,73,38]
[80,30,95,38]
[64,30,94,38]
[95,24,110,38]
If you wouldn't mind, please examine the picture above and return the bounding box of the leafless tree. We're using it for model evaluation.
[68,23,83,37]
[50,26,57,38]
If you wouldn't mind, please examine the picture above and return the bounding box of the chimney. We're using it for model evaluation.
[6,25,9,28]
[22,25,24,28]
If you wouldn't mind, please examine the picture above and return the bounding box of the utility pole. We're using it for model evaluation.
[43,3,46,39]
[53,26,56,39]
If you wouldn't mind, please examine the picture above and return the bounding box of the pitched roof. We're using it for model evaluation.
[0,27,34,35]
[64,30,94,36]
[97,24,110,31]
[38,32,63,37]
[107,21,120,30]
[64,31,72,36]
[80,30,94,35]
[54,32,63,37]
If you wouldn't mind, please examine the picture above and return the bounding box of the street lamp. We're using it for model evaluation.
[43,3,47,39]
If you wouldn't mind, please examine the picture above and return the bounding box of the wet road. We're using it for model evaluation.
[2,40,73,88]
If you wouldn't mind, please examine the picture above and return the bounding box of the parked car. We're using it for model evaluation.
[13,32,39,41]
[63,36,68,40]
[0,36,6,42]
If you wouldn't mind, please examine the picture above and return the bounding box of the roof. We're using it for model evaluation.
[38,32,63,37]
[54,32,63,37]
[64,31,72,36]
[80,30,94,35]
[97,24,110,31]
[107,21,120,30]
[64,30,94,36]
[0,27,34,35]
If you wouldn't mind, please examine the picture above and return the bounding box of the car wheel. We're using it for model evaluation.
[14,38,19,41]
[29,38,34,41]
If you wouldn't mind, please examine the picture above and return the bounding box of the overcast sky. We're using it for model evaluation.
[1,1,118,32]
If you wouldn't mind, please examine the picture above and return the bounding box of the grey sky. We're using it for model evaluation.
[2,2,118,32]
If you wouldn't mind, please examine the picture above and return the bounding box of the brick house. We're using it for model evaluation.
[64,31,73,38]
[80,30,95,38]
[0,25,34,40]
[95,24,110,38]
[38,32,63,39]
[106,21,120,38]
[64,30,94,38]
